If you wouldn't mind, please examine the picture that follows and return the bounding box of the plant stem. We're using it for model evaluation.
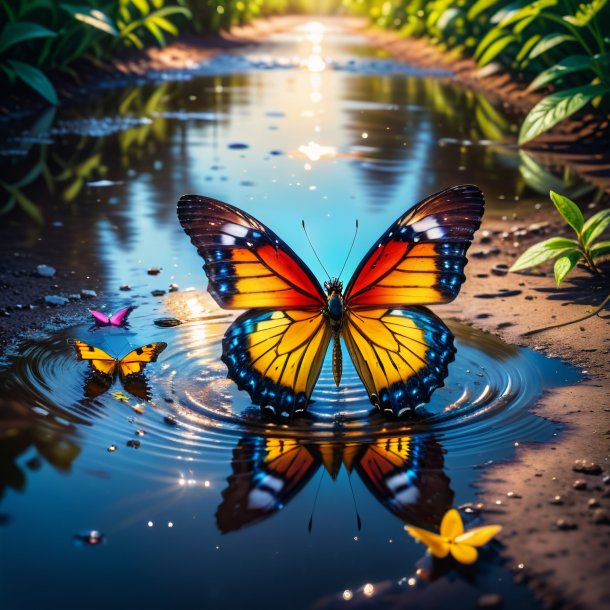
[522,291,610,336]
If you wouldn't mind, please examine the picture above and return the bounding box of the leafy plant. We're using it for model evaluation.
[510,190,610,285]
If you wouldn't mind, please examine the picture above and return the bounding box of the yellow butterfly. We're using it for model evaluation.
[69,339,167,399]
[404,508,502,564]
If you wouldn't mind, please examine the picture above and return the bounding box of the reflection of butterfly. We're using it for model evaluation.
[89,306,134,327]
[178,185,484,416]
[216,435,453,533]
[69,339,167,399]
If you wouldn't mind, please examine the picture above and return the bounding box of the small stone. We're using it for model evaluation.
[491,264,509,276]
[592,509,610,524]
[555,519,577,530]
[573,479,587,490]
[587,498,601,508]
[506,491,522,499]
[44,295,69,306]
[80,289,97,299]
[602,475,610,485]
[107,445,117,453]
[164,414,177,426]
[36,264,56,277]
[74,530,104,546]
[126,439,141,449]
[478,593,503,609]
[168,283,179,292]
[154,317,182,327]
[573,460,602,475]
[151,289,166,297]
[68,294,81,301]
[147,267,161,275]
[119,284,131,291]
[549,495,563,505]
[132,404,145,414]
[135,429,145,436]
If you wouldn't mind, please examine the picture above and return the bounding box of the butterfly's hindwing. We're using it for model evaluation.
[178,195,326,309]
[344,185,484,308]
[222,309,331,415]
[216,436,321,533]
[342,307,455,415]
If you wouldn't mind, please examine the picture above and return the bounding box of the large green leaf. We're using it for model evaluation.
[550,191,585,233]
[0,22,56,54]
[527,55,595,91]
[6,59,57,105]
[519,84,610,144]
[509,236,580,271]
[554,250,582,286]
[528,33,576,58]
[583,209,610,244]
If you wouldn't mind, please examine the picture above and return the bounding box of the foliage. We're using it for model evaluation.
[344,0,610,144]
[510,190,610,285]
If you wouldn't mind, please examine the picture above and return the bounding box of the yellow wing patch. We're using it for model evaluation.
[118,343,168,380]
[341,307,455,416]
[71,339,117,378]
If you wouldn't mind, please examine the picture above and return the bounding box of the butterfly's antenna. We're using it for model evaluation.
[337,220,359,282]
[302,220,331,281]
[308,469,325,533]
[347,472,362,531]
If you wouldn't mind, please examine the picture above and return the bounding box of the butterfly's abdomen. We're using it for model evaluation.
[332,334,342,387]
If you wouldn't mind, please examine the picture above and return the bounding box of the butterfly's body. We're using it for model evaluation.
[178,185,484,417]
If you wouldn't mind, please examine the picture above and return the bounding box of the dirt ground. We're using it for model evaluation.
[0,15,609,610]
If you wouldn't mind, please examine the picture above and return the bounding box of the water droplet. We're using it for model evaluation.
[147,521,153,527]
[342,590,353,601]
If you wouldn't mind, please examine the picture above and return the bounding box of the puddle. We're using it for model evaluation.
[0,17,587,610]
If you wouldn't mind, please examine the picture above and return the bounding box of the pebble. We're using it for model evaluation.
[164,414,177,426]
[573,460,602,475]
[555,519,577,530]
[478,593,503,609]
[602,475,610,485]
[126,439,141,449]
[573,479,587,490]
[587,498,600,508]
[474,290,522,299]
[151,289,166,297]
[80,289,97,298]
[168,283,179,292]
[154,317,182,327]
[68,294,81,300]
[592,509,610,525]
[491,264,509,276]
[135,429,145,436]
[36,264,56,277]
[44,295,69,306]
[107,445,117,453]
[119,284,131,291]
[471,248,501,259]
[147,267,161,275]
[74,530,104,545]
[549,495,563,505]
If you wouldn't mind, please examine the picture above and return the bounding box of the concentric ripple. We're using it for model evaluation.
[1,290,579,470]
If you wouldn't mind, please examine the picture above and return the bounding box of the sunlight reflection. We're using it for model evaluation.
[297,141,337,162]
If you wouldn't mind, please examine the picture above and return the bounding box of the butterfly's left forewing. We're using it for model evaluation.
[342,307,455,415]
[216,436,321,533]
[71,339,117,378]
[223,309,331,415]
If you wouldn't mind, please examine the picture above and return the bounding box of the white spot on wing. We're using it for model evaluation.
[412,216,445,240]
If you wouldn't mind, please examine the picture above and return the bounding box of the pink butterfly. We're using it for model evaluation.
[89,306,134,327]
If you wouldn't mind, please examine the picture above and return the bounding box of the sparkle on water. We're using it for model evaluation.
[0,18,586,610]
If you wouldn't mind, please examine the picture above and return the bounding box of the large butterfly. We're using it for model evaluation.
[69,339,167,399]
[177,185,484,416]
[216,434,453,533]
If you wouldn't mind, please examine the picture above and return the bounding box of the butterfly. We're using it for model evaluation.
[69,339,167,399]
[216,434,453,533]
[177,184,484,417]
[89,306,134,327]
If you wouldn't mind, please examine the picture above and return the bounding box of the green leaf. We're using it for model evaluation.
[519,84,610,144]
[6,60,57,105]
[11,188,44,223]
[554,250,582,286]
[478,34,516,66]
[550,190,585,233]
[527,55,595,91]
[583,209,610,244]
[590,240,610,258]
[143,18,165,46]
[148,15,178,36]
[60,5,118,36]
[517,34,542,63]
[474,26,506,59]
[467,0,502,20]
[528,33,576,59]
[563,0,608,26]
[509,237,580,271]
[0,22,57,54]
[499,0,557,27]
